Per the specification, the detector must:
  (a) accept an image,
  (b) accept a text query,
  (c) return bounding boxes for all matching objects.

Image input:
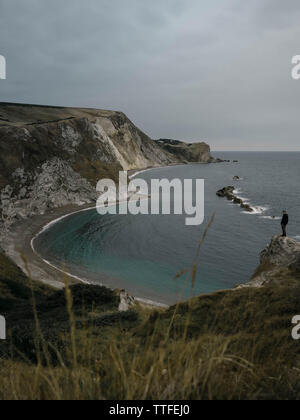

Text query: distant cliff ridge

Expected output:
[156,138,213,163]
[0,103,214,234]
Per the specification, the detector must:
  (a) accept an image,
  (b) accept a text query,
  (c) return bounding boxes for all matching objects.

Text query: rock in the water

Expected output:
[216,186,235,198]
[217,186,254,213]
[118,290,135,312]
[241,202,254,212]
[214,158,230,163]
[233,197,243,205]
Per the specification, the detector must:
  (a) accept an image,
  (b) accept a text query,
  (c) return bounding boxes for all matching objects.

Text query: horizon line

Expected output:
[212,150,300,153]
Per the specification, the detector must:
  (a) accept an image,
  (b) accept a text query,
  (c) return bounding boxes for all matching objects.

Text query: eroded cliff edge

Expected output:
[0,102,213,236]
[245,235,300,288]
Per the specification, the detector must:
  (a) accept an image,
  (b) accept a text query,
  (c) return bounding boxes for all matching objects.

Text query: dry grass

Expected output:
[1,282,300,400]
[1,217,300,400]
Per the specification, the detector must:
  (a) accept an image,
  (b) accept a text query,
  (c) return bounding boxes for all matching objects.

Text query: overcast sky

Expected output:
[0,0,300,150]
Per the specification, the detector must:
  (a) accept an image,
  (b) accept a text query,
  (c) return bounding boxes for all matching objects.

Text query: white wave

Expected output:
[239,197,251,203]
[233,188,251,203]
[30,192,168,308]
[253,205,269,214]
[260,216,281,220]
[242,205,269,215]
[232,187,269,216]
[129,168,153,179]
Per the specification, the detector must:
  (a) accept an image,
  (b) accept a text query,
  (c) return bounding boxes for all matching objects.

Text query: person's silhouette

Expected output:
[281,210,289,237]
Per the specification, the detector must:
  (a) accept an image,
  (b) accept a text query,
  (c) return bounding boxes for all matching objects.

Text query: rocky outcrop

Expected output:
[0,103,215,238]
[118,290,136,312]
[215,158,230,163]
[246,236,300,288]
[216,186,235,198]
[156,139,214,163]
[260,236,300,269]
[216,186,254,212]
[0,158,97,232]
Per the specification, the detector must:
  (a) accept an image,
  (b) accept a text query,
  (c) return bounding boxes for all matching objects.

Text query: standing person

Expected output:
[281,210,289,237]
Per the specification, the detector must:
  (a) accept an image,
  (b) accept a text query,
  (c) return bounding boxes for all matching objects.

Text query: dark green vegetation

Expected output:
[0,250,137,362]
[0,248,300,400]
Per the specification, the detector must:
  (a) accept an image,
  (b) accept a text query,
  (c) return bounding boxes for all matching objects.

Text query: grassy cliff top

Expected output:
[0,102,120,127]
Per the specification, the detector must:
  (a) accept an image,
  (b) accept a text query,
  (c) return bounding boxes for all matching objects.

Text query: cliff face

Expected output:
[0,103,214,235]
[247,235,300,287]
[156,139,213,163]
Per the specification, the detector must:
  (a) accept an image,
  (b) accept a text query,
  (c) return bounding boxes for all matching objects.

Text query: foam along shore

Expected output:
[127,162,188,180]
[30,196,170,307]
[1,160,229,308]
[2,203,95,290]
[2,184,168,308]
[127,158,224,180]
[1,160,194,306]
[128,168,154,179]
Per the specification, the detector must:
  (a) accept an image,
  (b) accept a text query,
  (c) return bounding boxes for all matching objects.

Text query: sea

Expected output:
[33,152,300,305]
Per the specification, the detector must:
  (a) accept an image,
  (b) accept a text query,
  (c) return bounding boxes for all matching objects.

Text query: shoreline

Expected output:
[127,162,186,179]
[30,199,168,308]
[3,203,97,290]
[127,160,218,180]
[3,200,168,308]
[1,160,225,307]
[2,163,184,306]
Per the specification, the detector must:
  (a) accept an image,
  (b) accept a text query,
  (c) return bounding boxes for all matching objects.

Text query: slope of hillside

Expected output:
[0,103,213,236]
[0,237,300,400]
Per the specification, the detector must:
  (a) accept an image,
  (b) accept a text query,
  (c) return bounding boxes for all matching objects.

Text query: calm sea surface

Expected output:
[34,152,300,305]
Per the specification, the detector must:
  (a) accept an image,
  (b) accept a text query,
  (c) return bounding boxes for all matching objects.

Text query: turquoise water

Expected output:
[34,152,300,305]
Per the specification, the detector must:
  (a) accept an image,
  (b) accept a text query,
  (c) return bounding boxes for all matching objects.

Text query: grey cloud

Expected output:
[0,0,300,150]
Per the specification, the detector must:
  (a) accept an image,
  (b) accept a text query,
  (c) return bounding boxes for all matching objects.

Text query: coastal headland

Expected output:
[1,104,300,400]
[0,102,216,295]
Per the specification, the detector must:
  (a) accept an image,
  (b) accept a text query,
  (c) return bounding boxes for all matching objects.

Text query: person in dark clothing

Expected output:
[281,210,289,237]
